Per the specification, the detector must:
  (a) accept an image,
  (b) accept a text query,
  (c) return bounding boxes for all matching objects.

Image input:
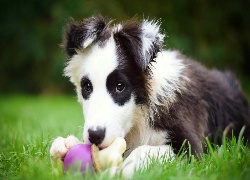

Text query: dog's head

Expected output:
[63,15,164,148]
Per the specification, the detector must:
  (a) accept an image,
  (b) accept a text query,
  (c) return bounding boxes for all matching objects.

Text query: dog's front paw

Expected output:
[121,145,174,178]
[50,135,82,171]
[50,135,82,174]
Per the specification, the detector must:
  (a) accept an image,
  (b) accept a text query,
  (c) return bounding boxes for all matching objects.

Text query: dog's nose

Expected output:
[88,127,106,145]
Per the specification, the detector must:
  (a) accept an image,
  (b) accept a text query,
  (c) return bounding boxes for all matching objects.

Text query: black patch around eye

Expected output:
[106,70,132,106]
[81,77,93,100]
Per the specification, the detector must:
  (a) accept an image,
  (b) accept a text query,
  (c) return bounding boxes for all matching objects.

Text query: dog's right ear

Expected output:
[63,15,110,57]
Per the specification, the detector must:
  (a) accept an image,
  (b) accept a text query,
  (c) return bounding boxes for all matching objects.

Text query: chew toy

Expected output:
[63,137,126,173]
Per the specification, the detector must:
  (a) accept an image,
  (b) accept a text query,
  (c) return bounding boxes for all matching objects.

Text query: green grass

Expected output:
[0,95,250,179]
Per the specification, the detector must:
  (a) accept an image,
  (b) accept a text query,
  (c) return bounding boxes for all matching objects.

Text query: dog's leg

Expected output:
[111,145,174,178]
[50,135,82,173]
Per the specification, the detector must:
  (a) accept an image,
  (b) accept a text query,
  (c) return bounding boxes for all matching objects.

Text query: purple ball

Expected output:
[64,144,94,173]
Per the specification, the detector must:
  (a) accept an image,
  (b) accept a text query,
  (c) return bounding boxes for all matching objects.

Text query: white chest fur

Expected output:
[124,106,169,157]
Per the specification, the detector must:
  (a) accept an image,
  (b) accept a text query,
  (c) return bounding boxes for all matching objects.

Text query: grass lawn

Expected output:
[0,95,250,179]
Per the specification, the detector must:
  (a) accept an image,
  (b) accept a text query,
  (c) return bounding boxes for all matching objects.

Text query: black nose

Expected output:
[88,127,106,145]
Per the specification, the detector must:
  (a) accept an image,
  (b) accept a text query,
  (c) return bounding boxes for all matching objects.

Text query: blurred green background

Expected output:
[0,0,250,95]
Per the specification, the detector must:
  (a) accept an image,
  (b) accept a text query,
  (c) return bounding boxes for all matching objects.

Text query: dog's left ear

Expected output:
[114,19,164,71]
[140,20,165,69]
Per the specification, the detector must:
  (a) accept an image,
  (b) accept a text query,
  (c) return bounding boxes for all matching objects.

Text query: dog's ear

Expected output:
[140,20,165,68]
[63,15,110,57]
[113,19,164,71]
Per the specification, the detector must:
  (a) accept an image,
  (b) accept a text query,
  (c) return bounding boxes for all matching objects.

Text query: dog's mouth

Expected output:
[97,137,119,150]
[98,142,111,150]
[99,147,106,150]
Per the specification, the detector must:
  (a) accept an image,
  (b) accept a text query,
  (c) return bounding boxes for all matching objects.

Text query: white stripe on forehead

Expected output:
[64,36,118,104]
[80,37,118,85]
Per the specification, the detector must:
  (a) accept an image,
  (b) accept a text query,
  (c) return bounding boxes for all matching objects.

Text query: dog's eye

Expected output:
[116,82,125,93]
[82,80,93,92]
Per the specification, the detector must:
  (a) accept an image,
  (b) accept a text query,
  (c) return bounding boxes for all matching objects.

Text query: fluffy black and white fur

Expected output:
[50,15,250,177]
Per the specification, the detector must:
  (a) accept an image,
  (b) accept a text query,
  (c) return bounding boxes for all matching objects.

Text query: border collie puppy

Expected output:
[50,15,250,177]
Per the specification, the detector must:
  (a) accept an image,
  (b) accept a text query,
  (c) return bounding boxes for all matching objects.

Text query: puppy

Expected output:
[50,15,250,177]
